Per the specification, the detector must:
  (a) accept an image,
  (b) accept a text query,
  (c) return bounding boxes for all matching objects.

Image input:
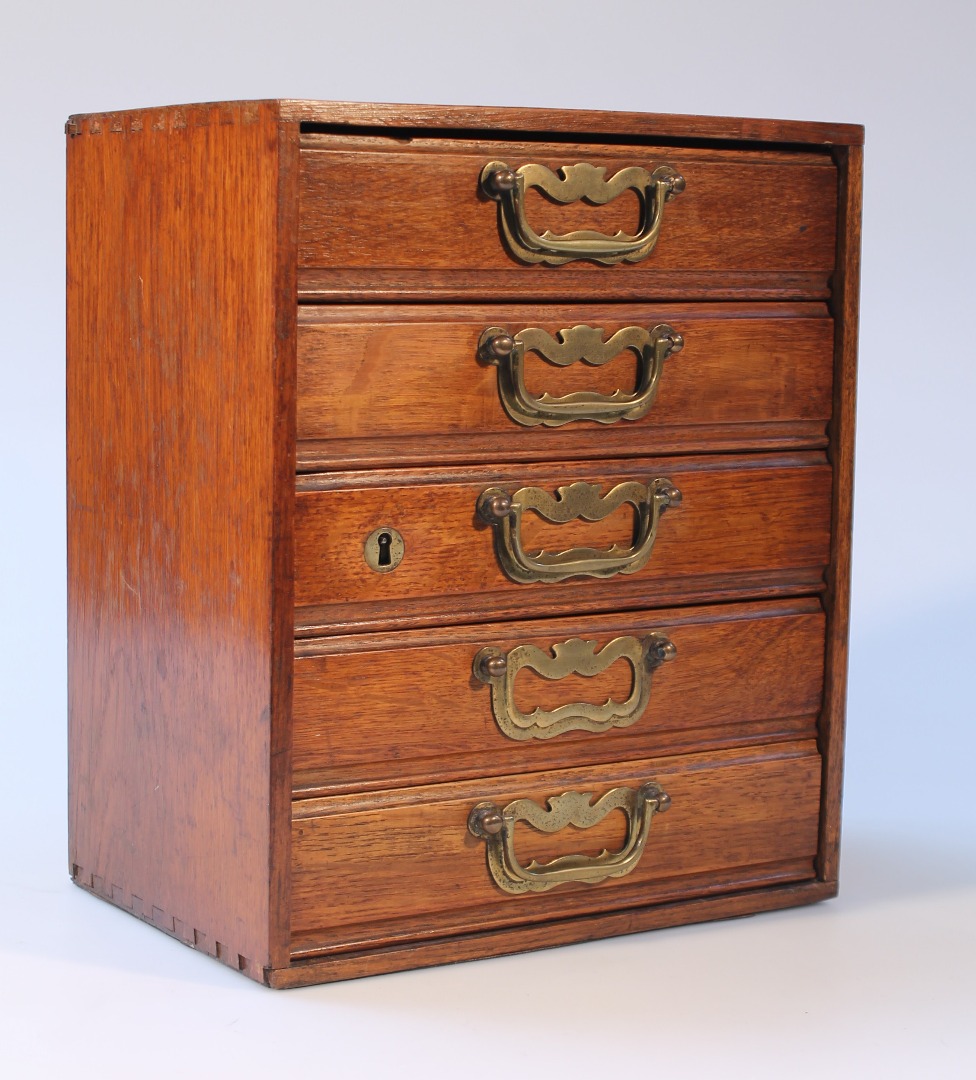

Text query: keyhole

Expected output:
[364,525,403,573]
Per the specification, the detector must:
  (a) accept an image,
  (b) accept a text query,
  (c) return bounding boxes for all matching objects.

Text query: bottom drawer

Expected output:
[291,741,821,958]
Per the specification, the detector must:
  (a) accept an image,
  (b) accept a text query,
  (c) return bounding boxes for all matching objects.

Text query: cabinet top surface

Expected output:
[65,99,864,146]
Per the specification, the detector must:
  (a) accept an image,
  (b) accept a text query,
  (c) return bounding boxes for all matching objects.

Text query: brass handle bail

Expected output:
[477,478,680,584]
[468,782,671,894]
[478,322,684,428]
[480,160,685,266]
[474,633,676,740]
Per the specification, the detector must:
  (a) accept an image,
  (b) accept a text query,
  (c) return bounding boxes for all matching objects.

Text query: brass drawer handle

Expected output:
[477,478,681,584]
[468,783,671,894]
[480,160,684,266]
[474,634,676,741]
[480,323,683,428]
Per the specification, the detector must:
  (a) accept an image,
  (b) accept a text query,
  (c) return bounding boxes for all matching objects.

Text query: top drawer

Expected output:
[298,135,838,302]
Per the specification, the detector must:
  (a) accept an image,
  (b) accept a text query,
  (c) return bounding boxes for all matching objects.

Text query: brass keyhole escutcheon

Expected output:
[364,526,405,573]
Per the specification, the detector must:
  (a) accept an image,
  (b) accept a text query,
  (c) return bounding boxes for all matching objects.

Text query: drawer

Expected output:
[291,742,822,957]
[296,302,834,470]
[293,598,825,795]
[294,452,832,633]
[299,136,837,302]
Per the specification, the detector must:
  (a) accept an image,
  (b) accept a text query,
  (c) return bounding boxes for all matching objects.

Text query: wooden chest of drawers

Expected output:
[66,100,862,987]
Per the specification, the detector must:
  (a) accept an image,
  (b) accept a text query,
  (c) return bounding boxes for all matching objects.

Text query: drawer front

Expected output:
[294,453,832,633]
[296,302,834,470]
[299,136,837,301]
[291,742,822,956]
[293,598,825,794]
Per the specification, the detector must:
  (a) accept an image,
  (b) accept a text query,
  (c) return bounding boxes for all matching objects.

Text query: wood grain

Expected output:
[278,99,864,147]
[66,102,864,149]
[296,302,834,466]
[292,598,824,794]
[296,569,829,638]
[294,453,832,628]
[818,144,863,884]
[297,268,833,304]
[292,859,816,963]
[278,881,833,984]
[299,140,837,300]
[296,422,830,473]
[277,878,836,986]
[290,742,822,949]
[303,134,835,164]
[66,100,295,982]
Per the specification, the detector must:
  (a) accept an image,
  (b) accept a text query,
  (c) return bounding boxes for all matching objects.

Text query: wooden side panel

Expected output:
[294,453,832,631]
[299,140,837,300]
[66,102,294,981]
[292,599,825,794]
[268,117,300,970]
[296,302,834,467]
[818,145,862,883]
[290,742,822,952]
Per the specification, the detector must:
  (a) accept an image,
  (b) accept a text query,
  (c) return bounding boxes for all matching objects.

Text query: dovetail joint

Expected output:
[70,862,260,982]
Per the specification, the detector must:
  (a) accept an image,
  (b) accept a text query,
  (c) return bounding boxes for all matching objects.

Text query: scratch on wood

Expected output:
[120,571,141,608]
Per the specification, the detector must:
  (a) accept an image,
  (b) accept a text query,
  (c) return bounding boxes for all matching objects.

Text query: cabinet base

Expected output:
[270,878,837,989]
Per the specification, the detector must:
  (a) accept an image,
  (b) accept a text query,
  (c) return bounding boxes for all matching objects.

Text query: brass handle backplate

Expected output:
[477,478,681,584]
[474,633,676,741]
[468,782,671,894]
[479,323,683,428]
[481,160,685,266]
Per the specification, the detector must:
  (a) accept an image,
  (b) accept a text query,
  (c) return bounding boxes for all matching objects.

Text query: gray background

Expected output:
[2,1,974,1075]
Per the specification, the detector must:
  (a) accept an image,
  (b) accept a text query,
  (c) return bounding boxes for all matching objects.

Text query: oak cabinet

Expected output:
[66,100,861,986]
